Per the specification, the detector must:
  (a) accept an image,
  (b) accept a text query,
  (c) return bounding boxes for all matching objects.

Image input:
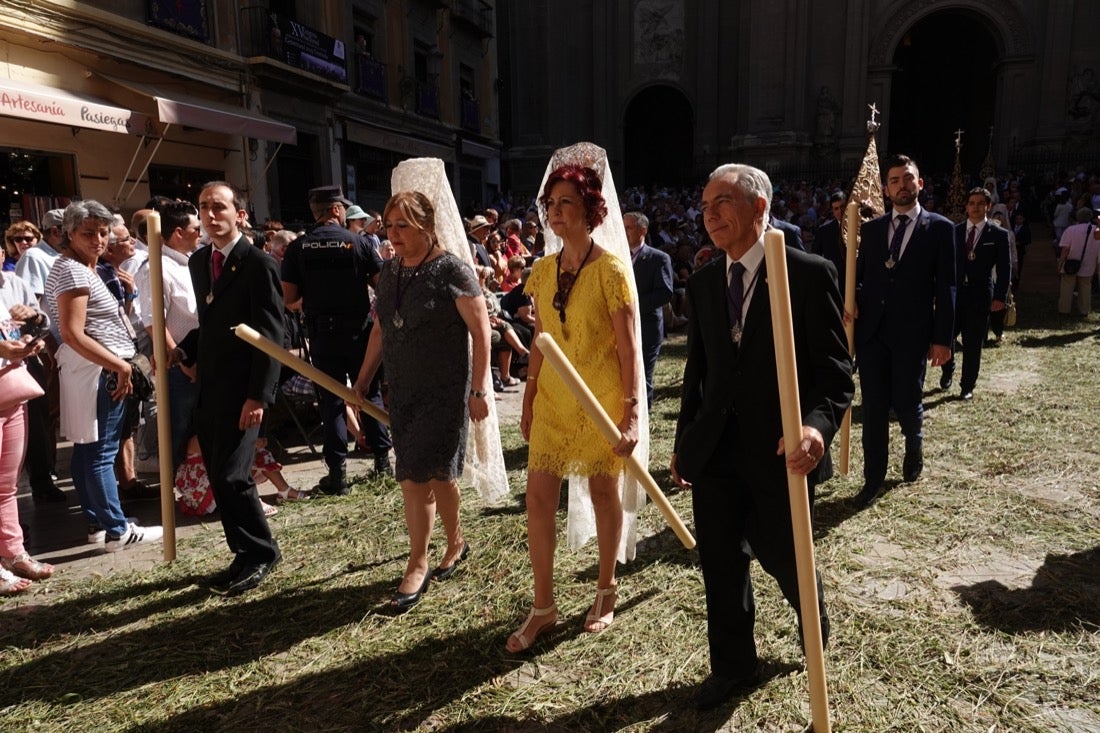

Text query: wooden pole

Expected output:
[145,212,176,561]
[763,230,832,733]
[838,201,860,476]
[232,323,391,427]
[533,332,696,550]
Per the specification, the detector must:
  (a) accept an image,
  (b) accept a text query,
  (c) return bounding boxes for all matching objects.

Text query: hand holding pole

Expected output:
[534,332,695,550]
[763,230,832,733]
[232,323,390,427]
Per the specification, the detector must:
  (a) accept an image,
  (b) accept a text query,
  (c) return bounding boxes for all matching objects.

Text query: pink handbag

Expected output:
[0,362,45,411]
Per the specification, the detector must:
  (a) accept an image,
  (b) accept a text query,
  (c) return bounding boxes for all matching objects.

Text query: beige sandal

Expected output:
[584,585,617,633]
[506,604,558,652]
[1,552,54,581]
[276,487,310,503]
[0,567,32,595]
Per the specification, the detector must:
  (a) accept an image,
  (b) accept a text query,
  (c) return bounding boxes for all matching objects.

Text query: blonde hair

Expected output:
[383,191,437,247]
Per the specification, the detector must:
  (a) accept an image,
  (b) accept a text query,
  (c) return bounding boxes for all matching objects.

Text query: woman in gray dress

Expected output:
[354,190,492,611]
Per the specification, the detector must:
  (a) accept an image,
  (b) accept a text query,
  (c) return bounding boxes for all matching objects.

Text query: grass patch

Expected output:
[1,288,1098,731]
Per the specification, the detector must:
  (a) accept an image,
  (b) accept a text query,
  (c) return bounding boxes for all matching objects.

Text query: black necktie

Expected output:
[889,214,909,263]
[727,261,746,335]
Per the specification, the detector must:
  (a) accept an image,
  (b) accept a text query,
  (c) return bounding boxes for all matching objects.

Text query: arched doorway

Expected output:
[624,85,693,187]
[887,9,998,177]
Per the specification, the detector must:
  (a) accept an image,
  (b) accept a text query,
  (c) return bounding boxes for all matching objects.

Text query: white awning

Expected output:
[98,75,297,145]
[0,78,156,136]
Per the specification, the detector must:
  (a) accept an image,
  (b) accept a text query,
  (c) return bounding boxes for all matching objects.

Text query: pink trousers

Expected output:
[0,403,29,558]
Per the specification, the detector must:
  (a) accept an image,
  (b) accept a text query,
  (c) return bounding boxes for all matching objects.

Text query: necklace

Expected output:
[553,238,595,323]
[392,242,435,328]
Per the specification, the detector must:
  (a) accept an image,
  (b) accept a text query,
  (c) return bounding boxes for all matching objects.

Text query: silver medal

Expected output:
[885,257,896,269]
[730,323,742,343]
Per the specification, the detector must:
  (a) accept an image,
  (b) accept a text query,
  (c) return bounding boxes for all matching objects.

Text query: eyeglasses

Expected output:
[10,236,35,244]
[112,236,132,246]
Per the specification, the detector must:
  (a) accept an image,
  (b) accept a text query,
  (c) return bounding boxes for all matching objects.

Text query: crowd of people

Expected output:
[3,143,1098,710]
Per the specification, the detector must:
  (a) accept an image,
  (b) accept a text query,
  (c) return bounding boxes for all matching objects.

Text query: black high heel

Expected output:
[431,542,470,581]
[390,572,431,610]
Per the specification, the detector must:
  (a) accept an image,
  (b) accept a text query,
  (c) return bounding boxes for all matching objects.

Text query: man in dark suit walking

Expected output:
[671,163,853,710]
[814,192,848,290]
[939,187,1011,400]
[769,213,804,251]
[853,154,956,508]
[624,211,673,407]
[180,181,285,596]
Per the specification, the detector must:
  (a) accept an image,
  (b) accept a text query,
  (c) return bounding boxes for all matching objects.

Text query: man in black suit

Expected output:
[853,155,956,508]
[814,192,848,291]
[769,213,804,251]
[939,187,1011,399]
[179,181,285,596]
[671,164,853,711]
[624,211,673,407]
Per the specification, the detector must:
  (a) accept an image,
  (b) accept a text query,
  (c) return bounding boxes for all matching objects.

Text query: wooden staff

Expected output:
[533,332,696,550]
[838,200,860,476]
[232,323,391,427]
[763,230,831,733]
[144,211,177,561]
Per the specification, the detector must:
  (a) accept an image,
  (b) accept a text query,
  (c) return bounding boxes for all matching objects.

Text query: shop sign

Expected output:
[0,79,157,137]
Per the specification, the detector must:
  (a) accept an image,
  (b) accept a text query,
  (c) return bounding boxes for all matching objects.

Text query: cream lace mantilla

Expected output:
[391,158,510,505]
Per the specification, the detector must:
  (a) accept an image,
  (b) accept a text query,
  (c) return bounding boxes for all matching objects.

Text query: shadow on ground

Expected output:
[951,545,1100,633]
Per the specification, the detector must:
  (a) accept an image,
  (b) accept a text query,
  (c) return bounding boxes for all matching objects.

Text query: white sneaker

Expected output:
[87,525,106,544]
[104,523,163,553]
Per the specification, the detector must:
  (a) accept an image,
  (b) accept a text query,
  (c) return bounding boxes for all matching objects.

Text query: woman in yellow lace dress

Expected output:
[507,160,641,652]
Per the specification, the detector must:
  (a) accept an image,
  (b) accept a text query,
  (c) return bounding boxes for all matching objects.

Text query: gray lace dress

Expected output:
[375,251,480,482]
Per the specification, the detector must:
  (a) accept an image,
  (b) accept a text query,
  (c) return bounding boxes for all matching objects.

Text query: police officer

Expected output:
[281,186,391,494]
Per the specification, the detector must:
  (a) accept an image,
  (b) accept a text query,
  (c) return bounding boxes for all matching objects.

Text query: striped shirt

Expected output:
[45,256,136,358]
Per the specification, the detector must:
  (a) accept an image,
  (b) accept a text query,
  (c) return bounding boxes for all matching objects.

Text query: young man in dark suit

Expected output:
[671,164,853,711]
[853,154,956,508]
[624,211,673,407]
[939,187,1011,399]
[814,192,848,290]
[178,181,285,596]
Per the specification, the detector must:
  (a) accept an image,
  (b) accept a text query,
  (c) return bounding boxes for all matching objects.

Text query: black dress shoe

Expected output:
[853,482,885,508]
[212,554,281,597]
[431,542,469,581]
[693,669,760,711]
[939,371,953,391]
[204,555,248,592]
[390,572,431,610]
[903,448,923,482]
[960,390,974,401]
[31,481,67,503]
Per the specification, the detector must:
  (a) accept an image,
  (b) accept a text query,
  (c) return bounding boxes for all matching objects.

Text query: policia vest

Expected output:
[283,222,381,334]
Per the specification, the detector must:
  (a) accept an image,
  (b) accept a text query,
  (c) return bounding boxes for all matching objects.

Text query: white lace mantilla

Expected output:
[391,158,510,505]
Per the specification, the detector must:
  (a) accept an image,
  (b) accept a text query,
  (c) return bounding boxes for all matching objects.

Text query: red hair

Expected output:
[539,164,607,232]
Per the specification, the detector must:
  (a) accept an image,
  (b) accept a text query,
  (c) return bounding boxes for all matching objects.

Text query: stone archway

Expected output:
[868,0,1034,176]
[887,9,999,175]
[623,85,694,188]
